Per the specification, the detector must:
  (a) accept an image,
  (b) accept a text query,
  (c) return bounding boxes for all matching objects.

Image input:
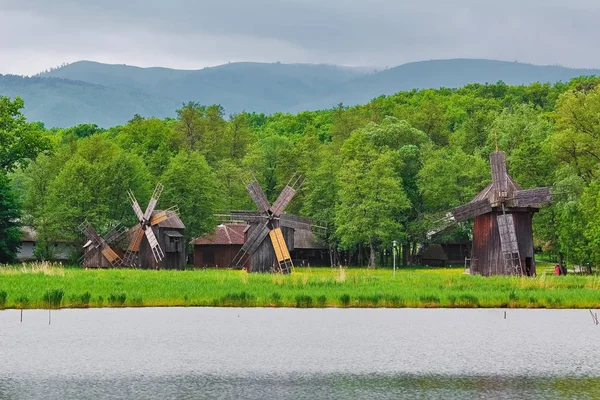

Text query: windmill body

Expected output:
[79,221,127,268]
[226,176,325,273]
[124,183,185,269]
[136,210,186,269]
[453,151,552,276]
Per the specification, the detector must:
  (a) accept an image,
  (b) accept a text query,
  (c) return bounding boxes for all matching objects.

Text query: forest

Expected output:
[1,76,600,269]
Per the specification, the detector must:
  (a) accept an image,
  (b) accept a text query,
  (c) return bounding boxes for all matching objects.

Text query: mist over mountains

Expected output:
[1,59,598,128]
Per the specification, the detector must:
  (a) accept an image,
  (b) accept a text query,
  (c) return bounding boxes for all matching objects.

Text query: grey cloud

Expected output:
[1,0,599,75]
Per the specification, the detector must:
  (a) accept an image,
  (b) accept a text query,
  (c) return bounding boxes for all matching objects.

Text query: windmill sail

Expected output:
[246,181,271,214]
[270,185,297,216]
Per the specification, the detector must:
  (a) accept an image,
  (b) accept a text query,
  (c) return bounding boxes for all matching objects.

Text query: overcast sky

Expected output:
[1,0,598,75]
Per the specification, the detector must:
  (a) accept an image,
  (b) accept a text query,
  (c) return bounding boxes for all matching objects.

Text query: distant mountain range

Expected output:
[1,59,598,128]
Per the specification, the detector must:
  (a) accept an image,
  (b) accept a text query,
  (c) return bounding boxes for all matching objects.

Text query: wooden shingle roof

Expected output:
[190,224,247,245]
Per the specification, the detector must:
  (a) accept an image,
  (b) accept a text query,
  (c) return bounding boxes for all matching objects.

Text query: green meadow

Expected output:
[1,262,599,309]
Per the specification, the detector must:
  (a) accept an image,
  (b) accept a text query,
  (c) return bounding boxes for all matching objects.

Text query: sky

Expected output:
[1,0,599,75]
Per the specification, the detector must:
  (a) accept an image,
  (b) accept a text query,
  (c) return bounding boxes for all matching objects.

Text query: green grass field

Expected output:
[1,262,599,309]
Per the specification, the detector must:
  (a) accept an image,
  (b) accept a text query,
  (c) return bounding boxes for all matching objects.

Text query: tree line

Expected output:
[1,77,600,268]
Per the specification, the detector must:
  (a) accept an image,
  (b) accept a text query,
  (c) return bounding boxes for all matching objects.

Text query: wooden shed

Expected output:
[190,224,249,268]
[136,211,186,270]
[290,228,329,266]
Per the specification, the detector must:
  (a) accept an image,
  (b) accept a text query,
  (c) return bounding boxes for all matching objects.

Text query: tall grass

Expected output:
[0,264,599,309]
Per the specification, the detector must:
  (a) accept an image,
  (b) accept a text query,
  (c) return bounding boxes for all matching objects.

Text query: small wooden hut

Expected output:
[290,228,329,266]
[136,211,186,270]
[190,224,249,268]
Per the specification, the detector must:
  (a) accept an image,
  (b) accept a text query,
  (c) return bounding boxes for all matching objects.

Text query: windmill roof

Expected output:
[190,224,247,245]
[470,172,521,204]
[293,228,328,250]
[153,210,185,229]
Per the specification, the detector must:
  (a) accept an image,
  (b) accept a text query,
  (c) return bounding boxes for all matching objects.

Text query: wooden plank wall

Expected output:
[471,210,536,276]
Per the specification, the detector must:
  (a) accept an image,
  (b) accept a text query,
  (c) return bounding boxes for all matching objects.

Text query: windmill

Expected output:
[123,183,182,268]
[79,221,128,268]
[226,175,325,273]
[432,150,552,276]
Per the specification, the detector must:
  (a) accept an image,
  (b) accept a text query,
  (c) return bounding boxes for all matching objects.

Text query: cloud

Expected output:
[1,0,599,75]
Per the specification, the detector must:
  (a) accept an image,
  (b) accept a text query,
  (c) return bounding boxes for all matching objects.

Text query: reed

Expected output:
[0,264,599,309]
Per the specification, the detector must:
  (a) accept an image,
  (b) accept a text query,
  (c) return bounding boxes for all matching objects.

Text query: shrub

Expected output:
[419,295,441,305]
[44,289,64,308]
[0,291,6,309]
[220,292,256,307]
[339,294,351,307]
[295,295,313,308]
[15,295,29,308]
[108,293,127,307]
[270,292,282,306]
[316,295,327,307]
[130,296,144,306]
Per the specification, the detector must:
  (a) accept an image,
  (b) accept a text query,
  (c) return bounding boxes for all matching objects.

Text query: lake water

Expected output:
[1,308,599,399]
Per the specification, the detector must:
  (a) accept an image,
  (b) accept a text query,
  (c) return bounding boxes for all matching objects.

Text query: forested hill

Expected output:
[1,59,599,127]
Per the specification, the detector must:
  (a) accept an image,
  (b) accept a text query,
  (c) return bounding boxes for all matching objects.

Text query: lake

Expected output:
[1,308,599,399]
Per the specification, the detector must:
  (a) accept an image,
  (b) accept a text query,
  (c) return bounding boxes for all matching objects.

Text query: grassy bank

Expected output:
[1,262,599,309]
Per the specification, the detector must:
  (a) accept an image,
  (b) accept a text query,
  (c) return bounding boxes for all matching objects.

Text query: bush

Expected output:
[44,289,64,308]
[295,295,313,308]
[0,291,6,309]
[15,295,29,308]
[419,295,441,305]
[130,296,144,307]
[108,293,127,307]
[69,292,91,307]
[339,294,351,307]
[220,292,256,307]
[316,295,327,307]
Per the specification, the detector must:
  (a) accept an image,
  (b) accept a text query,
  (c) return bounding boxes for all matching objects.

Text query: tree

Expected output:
[0,96,50,171]
[160,151,221,242]
[0,172,21,262]
[41,136,151,243]
[335,130,410,268]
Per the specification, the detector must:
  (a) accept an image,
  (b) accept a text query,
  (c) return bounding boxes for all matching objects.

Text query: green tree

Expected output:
[335,130,410,268]
[160,151,221,242]
[0,172,21,262]
[0,96,50,171]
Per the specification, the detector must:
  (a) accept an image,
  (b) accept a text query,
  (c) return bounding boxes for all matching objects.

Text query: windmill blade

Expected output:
[144,227,165,262]
[127,189,145,221]
[101,245,124,267]
[511,187,552,208]
[78,221,103,249]
[104,224,128,245]
[217,210,265,224]
[269,227,292,264]
[490,151,509,197]
[279,214,325,231]
[453,199,492,222]
[127,225,144,252]
[497,214,519,253]
[246,180,271,214]
[240,223,271,255]
[270,185,297,216]
[143,183,164,221]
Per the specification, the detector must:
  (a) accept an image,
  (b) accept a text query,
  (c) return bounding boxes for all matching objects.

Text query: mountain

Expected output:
[1,59,598,128]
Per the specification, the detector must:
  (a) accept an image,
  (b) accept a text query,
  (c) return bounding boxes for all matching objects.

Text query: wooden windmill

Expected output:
[450,151,552,276]
[123,183,183,268]
[228,176,325,273]
[79,221,128,268]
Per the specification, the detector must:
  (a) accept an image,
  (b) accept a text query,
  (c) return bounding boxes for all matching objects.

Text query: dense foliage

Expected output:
[4,76,600,267]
